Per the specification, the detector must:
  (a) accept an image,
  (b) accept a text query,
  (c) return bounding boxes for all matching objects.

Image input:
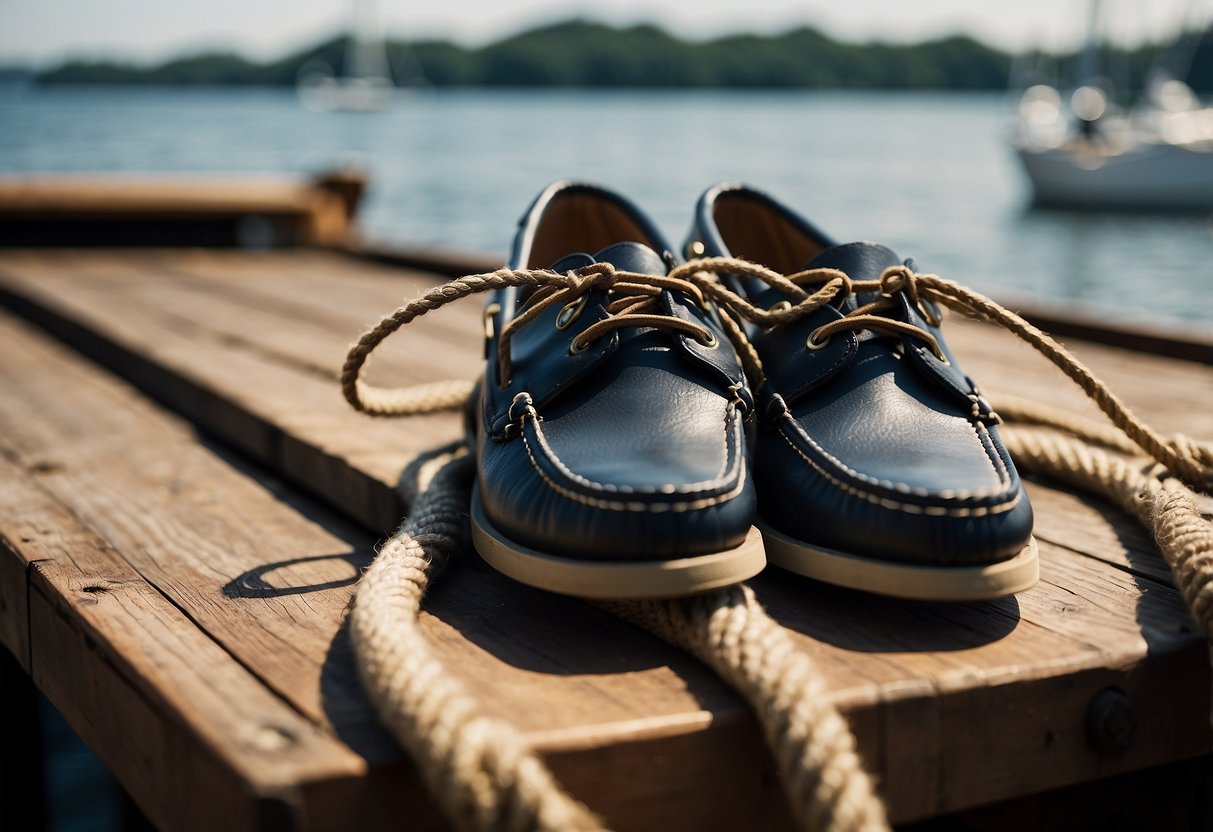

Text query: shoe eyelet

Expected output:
[568,338,590,356]
[686,240,706,258]
[916,298,942,327]
[555,295,588,331]
[696,329,718,349]
[482,302,501,340]
[765,300,793,329]
[805,330,831,351]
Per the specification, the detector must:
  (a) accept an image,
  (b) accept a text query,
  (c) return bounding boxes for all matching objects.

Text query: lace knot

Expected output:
[573,261,619,292]
[878,265,918,304]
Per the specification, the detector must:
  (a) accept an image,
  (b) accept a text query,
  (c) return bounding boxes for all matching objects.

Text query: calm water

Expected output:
[2,85,1212,328]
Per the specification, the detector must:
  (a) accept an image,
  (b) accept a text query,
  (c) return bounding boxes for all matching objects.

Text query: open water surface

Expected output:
[2,84,1212,328]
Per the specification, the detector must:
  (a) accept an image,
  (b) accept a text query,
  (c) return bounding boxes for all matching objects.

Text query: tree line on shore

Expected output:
[28,19,1213,93]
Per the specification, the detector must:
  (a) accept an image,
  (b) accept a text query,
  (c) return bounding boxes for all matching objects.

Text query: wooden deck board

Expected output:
[0,248,1210,826]
[0,173,363,247]
[0,313,797,831]
[0,430,416,830]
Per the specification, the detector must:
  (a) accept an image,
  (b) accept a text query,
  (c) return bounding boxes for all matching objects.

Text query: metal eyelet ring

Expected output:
[916,298,942,327]
[482,302,501,340]
[930,345,951,366]
[555,295,589,331]
[762,300,792,330]
[806,330,831,350]
[697,329,718,349]
[568,338,590,356]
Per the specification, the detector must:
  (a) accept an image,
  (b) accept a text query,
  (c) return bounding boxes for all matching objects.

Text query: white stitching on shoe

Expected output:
[776,414,1020,516]
[520,409,748,512]
[711,403,733,484]
[973,420,1012,485]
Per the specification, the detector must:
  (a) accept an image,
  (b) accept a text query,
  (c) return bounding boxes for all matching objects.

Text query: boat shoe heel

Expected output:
[470,182,765,599]
[686,182,1038,601]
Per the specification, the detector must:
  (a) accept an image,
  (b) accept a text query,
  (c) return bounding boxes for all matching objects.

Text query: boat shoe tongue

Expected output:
[805,241,903,310]
[488,242,747,434]
[752,241,977,411]
[589,240,667,275]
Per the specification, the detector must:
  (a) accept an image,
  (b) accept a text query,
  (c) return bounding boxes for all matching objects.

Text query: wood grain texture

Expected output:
[0,249,1210,826]
[0,313,785,831]
[0,448,429,831]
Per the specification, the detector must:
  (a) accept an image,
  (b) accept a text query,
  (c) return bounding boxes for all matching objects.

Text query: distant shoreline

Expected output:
[0,84,1013,98]
[19,19,1212,93]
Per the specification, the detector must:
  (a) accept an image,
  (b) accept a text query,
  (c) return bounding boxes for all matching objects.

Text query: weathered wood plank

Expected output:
[0,449,427,831]
[0,251,462,532]
[0,172,363,247]
[0,250,1210,824]
[0,316,730,745]
[0,313,803,830]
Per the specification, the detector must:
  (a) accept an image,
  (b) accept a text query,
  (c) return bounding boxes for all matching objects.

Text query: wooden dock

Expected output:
[0,170,365,248]
[0,243,1211,830]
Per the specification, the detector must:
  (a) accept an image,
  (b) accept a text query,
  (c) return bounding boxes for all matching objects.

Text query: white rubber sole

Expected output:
[758,520,1039,601]
[470,487,766,599]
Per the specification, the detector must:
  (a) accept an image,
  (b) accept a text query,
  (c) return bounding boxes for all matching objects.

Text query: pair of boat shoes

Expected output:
[464,181,1037,602]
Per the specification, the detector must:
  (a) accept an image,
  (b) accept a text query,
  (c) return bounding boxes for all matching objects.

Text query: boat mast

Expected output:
[1076,0,1104,85]
[345,0,390,82]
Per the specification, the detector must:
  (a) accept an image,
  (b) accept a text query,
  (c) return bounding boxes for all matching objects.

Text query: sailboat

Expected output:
[1012,1,1213,211]
[298,0,395,113]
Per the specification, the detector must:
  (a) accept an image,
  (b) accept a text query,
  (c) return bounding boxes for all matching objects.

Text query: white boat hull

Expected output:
[298,76,394,113]
[1016,142,1213,211]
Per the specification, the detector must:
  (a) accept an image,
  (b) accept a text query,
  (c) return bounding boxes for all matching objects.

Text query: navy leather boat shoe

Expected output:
[685,183,1037,600]
[470,182,764,598]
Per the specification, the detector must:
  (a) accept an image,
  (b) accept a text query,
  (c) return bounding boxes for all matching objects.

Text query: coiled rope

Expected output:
[349,445,604,831]
[351,452,890,832]
[343,258,1212,832]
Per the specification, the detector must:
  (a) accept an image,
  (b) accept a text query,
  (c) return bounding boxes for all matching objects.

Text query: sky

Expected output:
[1,0,1209,66]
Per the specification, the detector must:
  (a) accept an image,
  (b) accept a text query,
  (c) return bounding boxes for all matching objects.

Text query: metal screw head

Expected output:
[1085,687,1137,757]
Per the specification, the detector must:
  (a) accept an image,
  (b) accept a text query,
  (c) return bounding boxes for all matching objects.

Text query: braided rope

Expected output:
[991,392,1140,455]
[360,379,477,417]
[350,442,891,832]
[342,264,719,415]
[343,256,1213,832]
[1001,424,1213,634]
[348,446,606,832]
[603,591,889,832]
[342,268,568,415]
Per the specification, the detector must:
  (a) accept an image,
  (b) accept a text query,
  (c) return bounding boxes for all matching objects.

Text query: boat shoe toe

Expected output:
[688,183,1037,600]
[471,182,764,599]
